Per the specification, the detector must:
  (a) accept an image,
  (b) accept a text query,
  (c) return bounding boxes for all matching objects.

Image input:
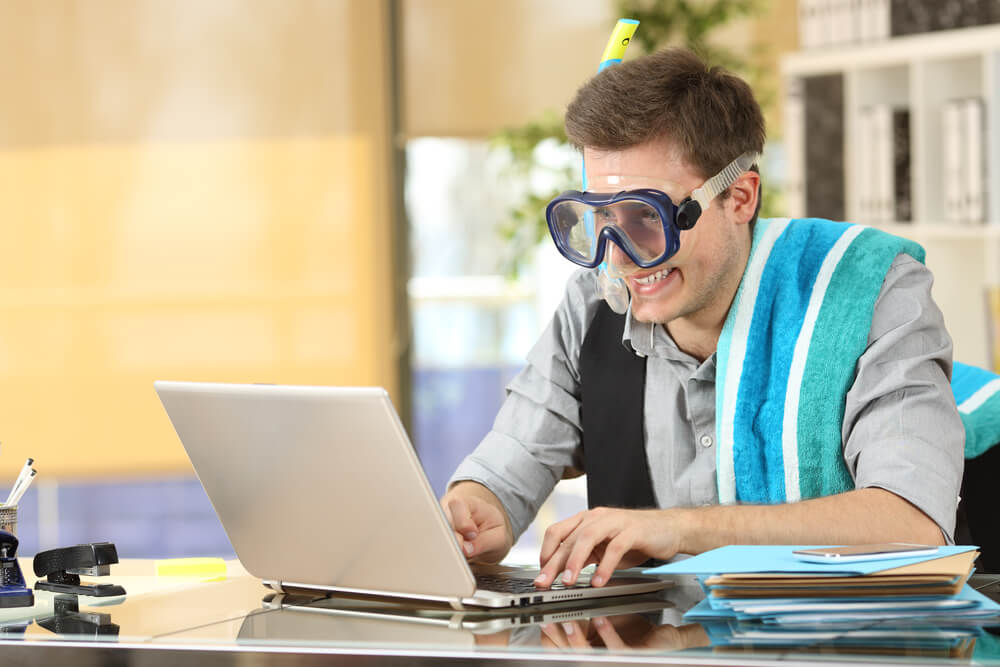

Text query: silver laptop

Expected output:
[154,381,669,609]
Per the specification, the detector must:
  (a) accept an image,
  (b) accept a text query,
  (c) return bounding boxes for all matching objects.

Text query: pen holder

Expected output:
[0,506,16,535]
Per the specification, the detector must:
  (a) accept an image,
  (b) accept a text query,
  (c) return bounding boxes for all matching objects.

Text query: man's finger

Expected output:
[592,533,632,587]
[465,524,510,560]
[534,537,574,588]
[560,512,622,585]
[561,528,606,586]
[445,496,479,541]
[539,513,584,566]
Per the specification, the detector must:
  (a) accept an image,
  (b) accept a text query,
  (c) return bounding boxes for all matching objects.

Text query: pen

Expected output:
[4,458,33,506]
[9,469,36,506]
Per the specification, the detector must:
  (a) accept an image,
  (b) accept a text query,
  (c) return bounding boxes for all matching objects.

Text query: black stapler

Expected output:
[33,542,126,597]
[0,530,33,608]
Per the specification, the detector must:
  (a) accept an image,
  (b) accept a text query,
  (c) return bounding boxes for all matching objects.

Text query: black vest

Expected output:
[579,302,657,509]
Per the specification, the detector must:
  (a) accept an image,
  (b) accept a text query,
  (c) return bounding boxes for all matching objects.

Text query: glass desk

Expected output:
[1,559,999,666]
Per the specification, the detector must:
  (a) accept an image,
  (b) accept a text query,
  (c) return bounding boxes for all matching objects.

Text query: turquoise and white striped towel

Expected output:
[715,217,1000,504]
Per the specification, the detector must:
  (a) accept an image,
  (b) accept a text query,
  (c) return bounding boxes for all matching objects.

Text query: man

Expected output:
[441,47,965,589]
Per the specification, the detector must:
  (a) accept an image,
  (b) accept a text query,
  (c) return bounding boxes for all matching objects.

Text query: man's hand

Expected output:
[531,488,944,589]
[533,507,682,589]
[440,481,514,563]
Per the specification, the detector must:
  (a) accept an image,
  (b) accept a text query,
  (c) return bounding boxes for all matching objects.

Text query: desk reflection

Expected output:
[533,614,708,652]
[238,591,701,654]
[235,581,1000,663]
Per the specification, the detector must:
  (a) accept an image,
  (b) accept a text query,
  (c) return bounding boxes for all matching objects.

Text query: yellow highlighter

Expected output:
[155,557,227,580]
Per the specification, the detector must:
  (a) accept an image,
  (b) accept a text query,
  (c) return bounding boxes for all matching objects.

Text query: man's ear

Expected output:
[728,170,761,225]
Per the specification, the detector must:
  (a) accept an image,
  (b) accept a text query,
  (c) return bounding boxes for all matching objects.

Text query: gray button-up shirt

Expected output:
[451,254,964,542]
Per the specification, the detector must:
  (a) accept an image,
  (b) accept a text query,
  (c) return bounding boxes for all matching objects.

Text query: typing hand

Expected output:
[441,486,512,563]
[533,507,681,589]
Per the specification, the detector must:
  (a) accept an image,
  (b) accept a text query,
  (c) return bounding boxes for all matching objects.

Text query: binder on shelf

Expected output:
[964,97,985,225]
[942,96,987,225]
[985,1,1000,25]
[802,0,1000,48]
[943,99,965,225]
[829,0,844,45]
[874,0,891,42]
[803,74,845,221]
[892,107,911,222]
[798,0,816,49]
[816,0,833,47]
[856,104,909,224]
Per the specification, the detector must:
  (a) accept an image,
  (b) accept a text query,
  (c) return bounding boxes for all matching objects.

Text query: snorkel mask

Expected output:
[546,151,759,269]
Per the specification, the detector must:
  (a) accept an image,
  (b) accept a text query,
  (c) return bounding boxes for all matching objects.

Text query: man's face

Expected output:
[584,141,751,328]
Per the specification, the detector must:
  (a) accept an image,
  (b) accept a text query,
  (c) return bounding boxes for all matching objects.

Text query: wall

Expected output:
[402,0,800,137]
[0,0,399,479]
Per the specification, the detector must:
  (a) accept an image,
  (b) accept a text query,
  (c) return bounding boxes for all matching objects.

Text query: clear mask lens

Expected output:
[549,198,668,267]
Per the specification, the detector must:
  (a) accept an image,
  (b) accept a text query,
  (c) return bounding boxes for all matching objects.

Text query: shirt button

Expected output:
[700,435,713,448]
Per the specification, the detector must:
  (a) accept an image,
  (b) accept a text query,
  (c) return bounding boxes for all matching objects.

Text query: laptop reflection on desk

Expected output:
[253,591,673,636]
[154,381,670,609]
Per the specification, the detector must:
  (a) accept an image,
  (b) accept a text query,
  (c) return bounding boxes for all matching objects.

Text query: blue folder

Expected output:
[684,584,1000,622]
[644,545,978,576]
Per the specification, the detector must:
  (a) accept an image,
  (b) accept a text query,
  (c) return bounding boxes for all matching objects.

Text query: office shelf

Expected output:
[782,25,1000,368]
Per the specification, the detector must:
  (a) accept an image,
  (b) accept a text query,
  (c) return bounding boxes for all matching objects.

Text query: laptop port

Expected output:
[532,595,543,604]
[519,597,529,605]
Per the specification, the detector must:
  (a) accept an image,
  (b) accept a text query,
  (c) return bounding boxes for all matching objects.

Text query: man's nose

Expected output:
[605,240,634,269]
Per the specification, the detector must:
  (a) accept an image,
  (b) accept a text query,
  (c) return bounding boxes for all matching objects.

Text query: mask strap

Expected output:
[691,151,758,212]
[677,151,759,229]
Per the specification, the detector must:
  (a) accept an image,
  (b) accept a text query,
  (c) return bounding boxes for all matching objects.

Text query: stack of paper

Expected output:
[646,545,1000,656]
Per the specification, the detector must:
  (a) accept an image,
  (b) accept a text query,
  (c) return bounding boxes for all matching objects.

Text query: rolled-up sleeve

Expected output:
[449,269,601,539]
[842,254,964,541]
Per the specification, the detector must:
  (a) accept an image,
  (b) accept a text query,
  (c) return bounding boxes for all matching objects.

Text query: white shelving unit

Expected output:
[783,24,1000,368]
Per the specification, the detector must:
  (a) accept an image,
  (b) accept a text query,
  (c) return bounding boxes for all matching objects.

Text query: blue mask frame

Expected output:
[544,188,702,269]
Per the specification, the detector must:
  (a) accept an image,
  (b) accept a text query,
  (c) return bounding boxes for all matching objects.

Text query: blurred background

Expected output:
[1,0,996,561]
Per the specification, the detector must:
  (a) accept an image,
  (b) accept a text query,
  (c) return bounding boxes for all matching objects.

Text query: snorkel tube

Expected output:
[588,19,638,314]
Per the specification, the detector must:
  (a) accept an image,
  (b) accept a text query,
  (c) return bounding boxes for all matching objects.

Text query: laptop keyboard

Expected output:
[474,573,589,594]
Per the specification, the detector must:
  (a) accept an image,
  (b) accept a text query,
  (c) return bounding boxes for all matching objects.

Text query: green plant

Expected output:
[492,0,778,276]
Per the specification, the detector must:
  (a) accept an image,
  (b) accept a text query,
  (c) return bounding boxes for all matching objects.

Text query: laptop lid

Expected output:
[154,381,478,604]
[155,381,669,609]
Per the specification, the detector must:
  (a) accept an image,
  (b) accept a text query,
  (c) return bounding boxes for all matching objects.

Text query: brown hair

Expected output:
[564,47,765,181]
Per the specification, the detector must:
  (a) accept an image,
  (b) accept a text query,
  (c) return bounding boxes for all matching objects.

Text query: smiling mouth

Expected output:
[633,267,676,285]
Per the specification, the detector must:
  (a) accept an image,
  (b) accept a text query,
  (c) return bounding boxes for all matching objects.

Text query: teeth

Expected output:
[635,267,675,285]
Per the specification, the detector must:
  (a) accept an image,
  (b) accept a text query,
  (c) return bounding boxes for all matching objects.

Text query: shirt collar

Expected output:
[621,303,716,375]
